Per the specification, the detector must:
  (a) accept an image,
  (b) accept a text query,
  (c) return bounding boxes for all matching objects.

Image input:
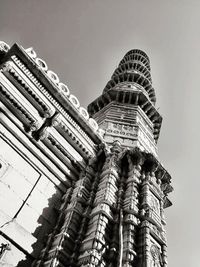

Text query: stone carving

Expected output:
[47,70,60,84]
[3,60,56,118]
[150,244,163,267]
[23,47,100,130]
[25,47,37,59]
[161,183,173,196]
[0,82,42,132]
[58,82,70,96]
[149,194,160,215]
[0,44,173,267]
[106,122,137,138]
[89,118,98,131]
[35,57,48,71]
[138,129,157,156]
[0,41,10,55]
[148,222,166,243]
[69,94,80,108]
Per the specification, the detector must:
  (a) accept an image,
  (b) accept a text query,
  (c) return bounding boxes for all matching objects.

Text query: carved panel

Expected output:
[149,192,160,215]
[149,241,163,267]
[52,114,95,159]
[2,60,56,118]
[0,72,43,131]
[106,121,138,139]
[138,128,157,156]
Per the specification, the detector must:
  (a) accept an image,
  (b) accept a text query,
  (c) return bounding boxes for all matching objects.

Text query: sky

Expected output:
[0,0,199,266]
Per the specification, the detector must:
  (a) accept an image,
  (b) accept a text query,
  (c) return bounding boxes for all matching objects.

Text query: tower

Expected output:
[78,50,173,267]
[0,42,172,267]
[88,49,159,156]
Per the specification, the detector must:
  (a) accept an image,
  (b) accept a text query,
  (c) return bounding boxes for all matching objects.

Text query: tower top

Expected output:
[88,49,162,145]
[103,49,156,104]
[124,49,150,61]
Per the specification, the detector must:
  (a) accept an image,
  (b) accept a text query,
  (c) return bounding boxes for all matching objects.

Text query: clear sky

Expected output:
[0,1,199,266]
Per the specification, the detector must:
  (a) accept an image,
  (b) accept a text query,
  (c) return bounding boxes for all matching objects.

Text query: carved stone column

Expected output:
[33,157,98,267]
[138,220,151,267]
[122,148,144,266]
[137,154,170,267]
[78,141,122,267]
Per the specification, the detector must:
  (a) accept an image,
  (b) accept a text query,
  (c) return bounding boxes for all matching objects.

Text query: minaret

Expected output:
[78,49,173,267]
[88,49,161,157]
[31,49,172,267]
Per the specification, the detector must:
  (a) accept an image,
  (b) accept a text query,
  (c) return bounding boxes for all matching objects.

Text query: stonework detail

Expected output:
[0,43,172,267]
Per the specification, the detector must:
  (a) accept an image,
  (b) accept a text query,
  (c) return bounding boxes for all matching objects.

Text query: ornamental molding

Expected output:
[0,77,43,132]
[2,60,56,118]
[23,47,100,133]
[9,53,101,141]
[43,129,85,169]
[149,223,166,244]
[51,113,96,158]
[9,55,99,152]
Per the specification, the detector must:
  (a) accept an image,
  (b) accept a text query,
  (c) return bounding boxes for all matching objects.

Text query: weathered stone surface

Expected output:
[0,44,172,267]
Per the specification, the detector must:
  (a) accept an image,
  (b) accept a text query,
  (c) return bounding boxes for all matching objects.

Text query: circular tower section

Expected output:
[103,49,156,104]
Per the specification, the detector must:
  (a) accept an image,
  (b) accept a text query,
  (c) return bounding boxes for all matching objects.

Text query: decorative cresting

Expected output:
[0,41,10,56]
[24,46,99,133]
[103,49,156,104]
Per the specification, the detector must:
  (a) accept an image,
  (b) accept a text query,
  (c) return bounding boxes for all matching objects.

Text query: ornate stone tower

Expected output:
[81,49,173,267]
[88,49,159,156]
[0,43,172,267]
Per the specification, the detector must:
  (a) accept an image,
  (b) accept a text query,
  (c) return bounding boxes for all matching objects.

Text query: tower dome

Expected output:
[103,49,156,104]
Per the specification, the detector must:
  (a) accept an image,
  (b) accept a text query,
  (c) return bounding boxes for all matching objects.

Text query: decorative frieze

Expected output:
[51,113,96,159]
[23,47,100,134]
[91,103,158,156]
[0,72,43,132]
[6,52,101,146]
[2,60,56,118]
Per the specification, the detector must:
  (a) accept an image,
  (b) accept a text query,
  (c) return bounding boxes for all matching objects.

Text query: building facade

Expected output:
[0,42,173,267]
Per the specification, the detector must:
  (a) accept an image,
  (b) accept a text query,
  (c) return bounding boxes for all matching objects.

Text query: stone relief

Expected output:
[149,193,160,215]
[106,122,138,138]
[150,244,162,267]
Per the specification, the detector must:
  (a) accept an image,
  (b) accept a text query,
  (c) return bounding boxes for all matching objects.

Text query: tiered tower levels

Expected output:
[104,50,155,102]
[88,49,161,157]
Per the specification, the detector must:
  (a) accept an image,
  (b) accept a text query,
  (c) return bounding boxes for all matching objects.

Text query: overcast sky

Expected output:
[0,1,199,266]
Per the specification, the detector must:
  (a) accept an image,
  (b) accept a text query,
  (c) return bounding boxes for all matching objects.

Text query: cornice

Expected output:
[88,89,162,142]
[0,74,43,132]
[0,43,103,145]
[50,113,96,159]
[2,59,56,118]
